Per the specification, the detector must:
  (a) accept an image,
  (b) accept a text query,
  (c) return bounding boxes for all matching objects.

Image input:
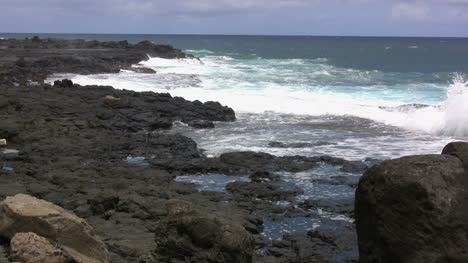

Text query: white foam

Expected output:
[434,75,468,136]
[52,56,468,138]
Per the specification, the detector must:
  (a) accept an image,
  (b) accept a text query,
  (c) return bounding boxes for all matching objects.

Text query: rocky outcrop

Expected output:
[10,232,71,263]
[0,37,193,85]
[144,200,255,263]
[0,194,111,263]
[355,142,468,263]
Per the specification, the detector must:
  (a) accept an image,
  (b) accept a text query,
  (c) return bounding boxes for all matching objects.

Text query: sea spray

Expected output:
[438,74,468,136]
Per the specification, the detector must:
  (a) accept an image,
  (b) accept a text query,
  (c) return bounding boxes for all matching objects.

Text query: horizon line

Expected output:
[1,32,468,39]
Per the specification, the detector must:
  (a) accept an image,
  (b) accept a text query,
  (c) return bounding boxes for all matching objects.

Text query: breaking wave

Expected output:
[49,54,467,138]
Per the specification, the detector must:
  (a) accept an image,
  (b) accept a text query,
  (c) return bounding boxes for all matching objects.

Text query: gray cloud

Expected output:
[2,0,467,18]
[0,0,467,36]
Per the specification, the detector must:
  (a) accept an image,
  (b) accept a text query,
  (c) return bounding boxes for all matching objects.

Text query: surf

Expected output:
[49,55,467,138]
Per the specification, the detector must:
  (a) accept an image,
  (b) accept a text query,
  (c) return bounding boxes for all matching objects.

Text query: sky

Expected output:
[0,0,467,37]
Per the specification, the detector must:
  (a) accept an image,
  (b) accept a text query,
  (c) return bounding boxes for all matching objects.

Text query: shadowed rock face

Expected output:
[442,141,468,169]
[0,37,193,85]
[355,145,468,263]
[142,200,256,263]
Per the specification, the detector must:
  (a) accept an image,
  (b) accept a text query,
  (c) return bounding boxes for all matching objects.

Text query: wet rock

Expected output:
[300,199,354,216]
[268,141,337,148]
[330,176,359,188]
[356,154,468,263]
[0,194,111,263]
[146,201,255,263]
[10,232,71,263]
[218,152,320,174]
[128,67,156,74]
[227,181,303,201]
[187,120,215,129]
[378,103,435,113]
[442,141,468,169]
[249,171,280,182]
[339,161,367,173]
[268,141,313,148]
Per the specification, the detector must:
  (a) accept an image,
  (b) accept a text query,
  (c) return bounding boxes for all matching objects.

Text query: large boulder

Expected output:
[144,200,255,263]
[0,194,110,263]
[355,153,468,263]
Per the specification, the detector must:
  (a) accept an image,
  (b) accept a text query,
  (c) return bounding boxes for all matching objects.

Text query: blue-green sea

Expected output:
[2,33,467,159]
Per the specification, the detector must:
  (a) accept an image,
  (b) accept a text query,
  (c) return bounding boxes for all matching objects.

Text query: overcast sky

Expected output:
[0,0,467,37]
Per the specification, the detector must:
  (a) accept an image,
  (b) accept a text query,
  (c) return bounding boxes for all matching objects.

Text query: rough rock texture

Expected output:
[0,37,192,84]
[144,200,255,263]
[355,153,468,263]
[0,194,110,263]
[10,232,70,263]
[0,38,365,263]
[442,141,468,169]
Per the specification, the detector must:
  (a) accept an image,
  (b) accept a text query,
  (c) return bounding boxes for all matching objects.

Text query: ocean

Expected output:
[3,33,464,160]
[2,33,468,259]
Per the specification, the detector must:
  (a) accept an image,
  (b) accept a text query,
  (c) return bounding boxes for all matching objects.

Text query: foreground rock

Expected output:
[356,142,468,263]
[143,200,255,263]
[0,194,110,263]
[10,232,71,263]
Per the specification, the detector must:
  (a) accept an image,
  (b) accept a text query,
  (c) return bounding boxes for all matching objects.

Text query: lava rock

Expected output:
[356,153,468,263]
[145,200,255,263]
[339,161,368,173]
[442,141,468,169]
[187,120,215,129]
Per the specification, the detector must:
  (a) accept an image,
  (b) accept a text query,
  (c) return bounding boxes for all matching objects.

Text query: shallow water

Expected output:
[175,173,250,192]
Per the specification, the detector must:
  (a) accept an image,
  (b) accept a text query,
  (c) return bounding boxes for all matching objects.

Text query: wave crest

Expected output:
[436,74,468,136]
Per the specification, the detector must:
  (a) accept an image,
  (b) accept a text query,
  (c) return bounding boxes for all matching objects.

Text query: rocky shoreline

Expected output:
[0,37,466,263]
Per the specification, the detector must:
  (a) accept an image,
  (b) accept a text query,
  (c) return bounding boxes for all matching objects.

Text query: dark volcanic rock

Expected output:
[339,161,368,173]
[144,200,255,263]
[187,120,215,129]
[355,153,468,263]
[0,37,367,263]
[378,103,436,113]
[268,141,336,148]
[442,141,468,169]
[300,199,354,216]
[0,78,240,262]
[0,37,192,84]
[227,181,303,201]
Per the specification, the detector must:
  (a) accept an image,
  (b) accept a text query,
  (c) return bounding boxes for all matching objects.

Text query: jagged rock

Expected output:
[227,181,303,201]
[355,153,468,263]
[0,38,192,83]
[0,194,111,263]
[146,200,255,263]
[10,232,70,263]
